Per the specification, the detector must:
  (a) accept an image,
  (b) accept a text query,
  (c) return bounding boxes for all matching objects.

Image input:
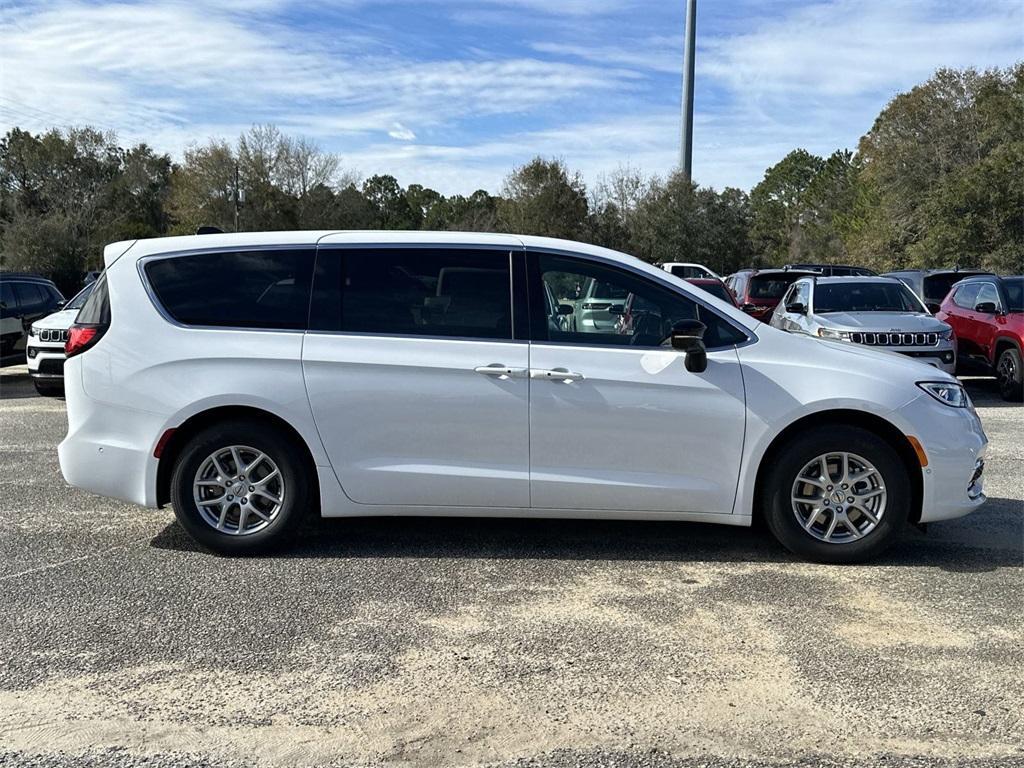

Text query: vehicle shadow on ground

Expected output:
[0,368,42,400]
[150,496,1022,573]
[962,377,1021,408]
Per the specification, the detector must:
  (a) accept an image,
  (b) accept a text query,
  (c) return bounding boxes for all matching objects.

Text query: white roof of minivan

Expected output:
[107,231,643,268]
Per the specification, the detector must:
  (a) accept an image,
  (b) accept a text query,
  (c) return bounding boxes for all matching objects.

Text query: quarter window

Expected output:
[145,249,315,329]
[530,253,746,349]
[310,248,513,340]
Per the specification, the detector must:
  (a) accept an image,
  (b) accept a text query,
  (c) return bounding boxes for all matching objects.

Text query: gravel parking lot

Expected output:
[0,365,1021,768]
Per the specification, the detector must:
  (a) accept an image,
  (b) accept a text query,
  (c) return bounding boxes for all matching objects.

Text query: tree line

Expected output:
[1,65,1020,295]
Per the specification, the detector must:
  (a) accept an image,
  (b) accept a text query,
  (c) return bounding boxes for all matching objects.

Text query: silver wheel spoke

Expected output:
[791,451,886,545]
[193,444,284,537]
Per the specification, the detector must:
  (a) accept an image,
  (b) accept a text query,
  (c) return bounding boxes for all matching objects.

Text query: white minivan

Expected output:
[59,232,988,562]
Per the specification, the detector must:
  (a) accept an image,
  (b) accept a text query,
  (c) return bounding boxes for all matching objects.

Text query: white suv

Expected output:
[59,232,988,562]
[27,282,95,395]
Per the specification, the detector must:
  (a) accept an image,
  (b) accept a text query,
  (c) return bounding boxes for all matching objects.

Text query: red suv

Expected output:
[724,269,817,322]
[937,275,1024,401]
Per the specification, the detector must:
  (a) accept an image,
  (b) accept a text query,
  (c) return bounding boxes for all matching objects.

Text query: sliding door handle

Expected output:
[530,367,584,382]
[474,364,527,378]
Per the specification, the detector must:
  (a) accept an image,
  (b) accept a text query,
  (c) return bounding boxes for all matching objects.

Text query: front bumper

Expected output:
[26,342,66,379]
[895,393,988,523]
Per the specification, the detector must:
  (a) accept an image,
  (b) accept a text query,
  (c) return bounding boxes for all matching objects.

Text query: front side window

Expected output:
[531,253,746,349]
[974,282,1001,311]
[310,248,513,340]
[145,249,315,329]
[813,282,924,313]
[13,283,45,313]
[952,284,981,310]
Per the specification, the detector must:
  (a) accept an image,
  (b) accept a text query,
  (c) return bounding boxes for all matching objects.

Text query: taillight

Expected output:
[65,324,105,358]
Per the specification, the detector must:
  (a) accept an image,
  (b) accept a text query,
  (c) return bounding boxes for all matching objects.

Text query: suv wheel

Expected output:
[170,420,311,554]
[762,426,910,564]
[996,347,1024,402]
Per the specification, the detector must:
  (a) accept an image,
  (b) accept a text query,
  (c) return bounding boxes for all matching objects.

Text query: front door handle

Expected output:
[474,364,527,379]
[530,367,585,382]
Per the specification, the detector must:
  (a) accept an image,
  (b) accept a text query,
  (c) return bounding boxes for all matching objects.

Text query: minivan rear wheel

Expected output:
[170,420,310,554]
[762,426,910,563]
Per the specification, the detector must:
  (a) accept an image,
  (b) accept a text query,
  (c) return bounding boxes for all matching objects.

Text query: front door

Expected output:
[303,245,530,508]
[527,252,748,514]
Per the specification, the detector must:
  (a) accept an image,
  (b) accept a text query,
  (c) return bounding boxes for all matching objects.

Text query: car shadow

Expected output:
[0,367,45,400]
[961,376,1020,408]
[150,495,1022,573]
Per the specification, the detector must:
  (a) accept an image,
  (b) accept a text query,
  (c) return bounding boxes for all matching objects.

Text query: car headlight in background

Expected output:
[817,328,851,341]
[918,381,970,408]
[936,327,954,340]
[28,325,38,338]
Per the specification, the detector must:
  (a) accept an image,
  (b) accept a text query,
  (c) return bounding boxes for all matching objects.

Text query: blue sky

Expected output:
[1,0,1021,194]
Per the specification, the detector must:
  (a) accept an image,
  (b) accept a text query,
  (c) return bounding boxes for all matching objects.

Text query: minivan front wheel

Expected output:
[763,426,910,563]
[170,420,310,554]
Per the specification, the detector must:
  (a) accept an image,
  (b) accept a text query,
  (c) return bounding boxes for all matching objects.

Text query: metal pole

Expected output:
[679,0,696,179]
[233,163,240,232]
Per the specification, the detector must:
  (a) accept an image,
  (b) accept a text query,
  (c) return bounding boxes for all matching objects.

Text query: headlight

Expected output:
[936,327,954,340]
[817,328,851,341]
[917,381,970,408]
[28,325,38,337]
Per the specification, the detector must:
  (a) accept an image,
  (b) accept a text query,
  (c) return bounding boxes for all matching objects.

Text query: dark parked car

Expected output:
[884,268,993,313]
[936,275,1024,401]
[724,268,818,322]
[785,263,877,277]
[0,273,65,365]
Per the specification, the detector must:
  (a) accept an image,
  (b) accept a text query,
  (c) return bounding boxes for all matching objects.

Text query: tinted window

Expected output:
[76,272,111,325]
[13,283,45,313]
[310,248,513,340]
[952,284,981,310]
[691,281,733,304]
[924,273,985,303]
[0,282,15,311]
[813,282,923,313]
[146,250,314,329]
[748,274,802,300]
[532,253,746,350]
[1003,279,1023,313]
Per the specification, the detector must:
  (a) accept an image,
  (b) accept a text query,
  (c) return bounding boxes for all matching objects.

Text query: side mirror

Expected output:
[607,304,625,316]
[556,304,574,316]
[670,320,708,373]
[741,303,759,314]
[925,301,941,314]
[785,301,806,314]
[56,300,67,309]
[974,301,998,314]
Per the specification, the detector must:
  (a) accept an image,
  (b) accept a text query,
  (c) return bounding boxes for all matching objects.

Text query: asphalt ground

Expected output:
[0,364,1021,767]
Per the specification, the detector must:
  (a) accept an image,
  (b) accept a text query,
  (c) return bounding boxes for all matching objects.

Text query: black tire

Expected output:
[170,419,312,555]
[762,426,910,564]
[33,380,64,397]
[996,347,1024,402]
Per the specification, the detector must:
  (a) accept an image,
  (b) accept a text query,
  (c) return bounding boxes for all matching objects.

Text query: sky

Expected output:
[0,0,1021,195]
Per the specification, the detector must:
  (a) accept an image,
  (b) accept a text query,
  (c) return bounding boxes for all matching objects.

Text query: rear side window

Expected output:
[77,272,111,325]
[145,250,315,329]
[310,248,513,340]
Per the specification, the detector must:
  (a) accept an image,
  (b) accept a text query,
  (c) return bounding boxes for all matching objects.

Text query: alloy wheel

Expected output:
[192,445,285,536]
[790,452,887,544]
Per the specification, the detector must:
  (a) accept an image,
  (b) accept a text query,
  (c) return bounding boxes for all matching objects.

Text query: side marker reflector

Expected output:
[907,436,928,467]
[154,429,176,459]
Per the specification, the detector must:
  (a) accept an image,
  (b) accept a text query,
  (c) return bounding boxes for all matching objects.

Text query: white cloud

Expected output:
[387,123,416,141]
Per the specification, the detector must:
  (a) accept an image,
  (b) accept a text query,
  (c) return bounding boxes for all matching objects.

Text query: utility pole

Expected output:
[679,0,696,180]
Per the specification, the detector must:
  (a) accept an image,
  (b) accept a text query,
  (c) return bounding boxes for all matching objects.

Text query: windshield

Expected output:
[66,282,95,310]
[814,282,925,313]
[588,279,629,300]
[1004,278,1023,313]
[748,274,802,300]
